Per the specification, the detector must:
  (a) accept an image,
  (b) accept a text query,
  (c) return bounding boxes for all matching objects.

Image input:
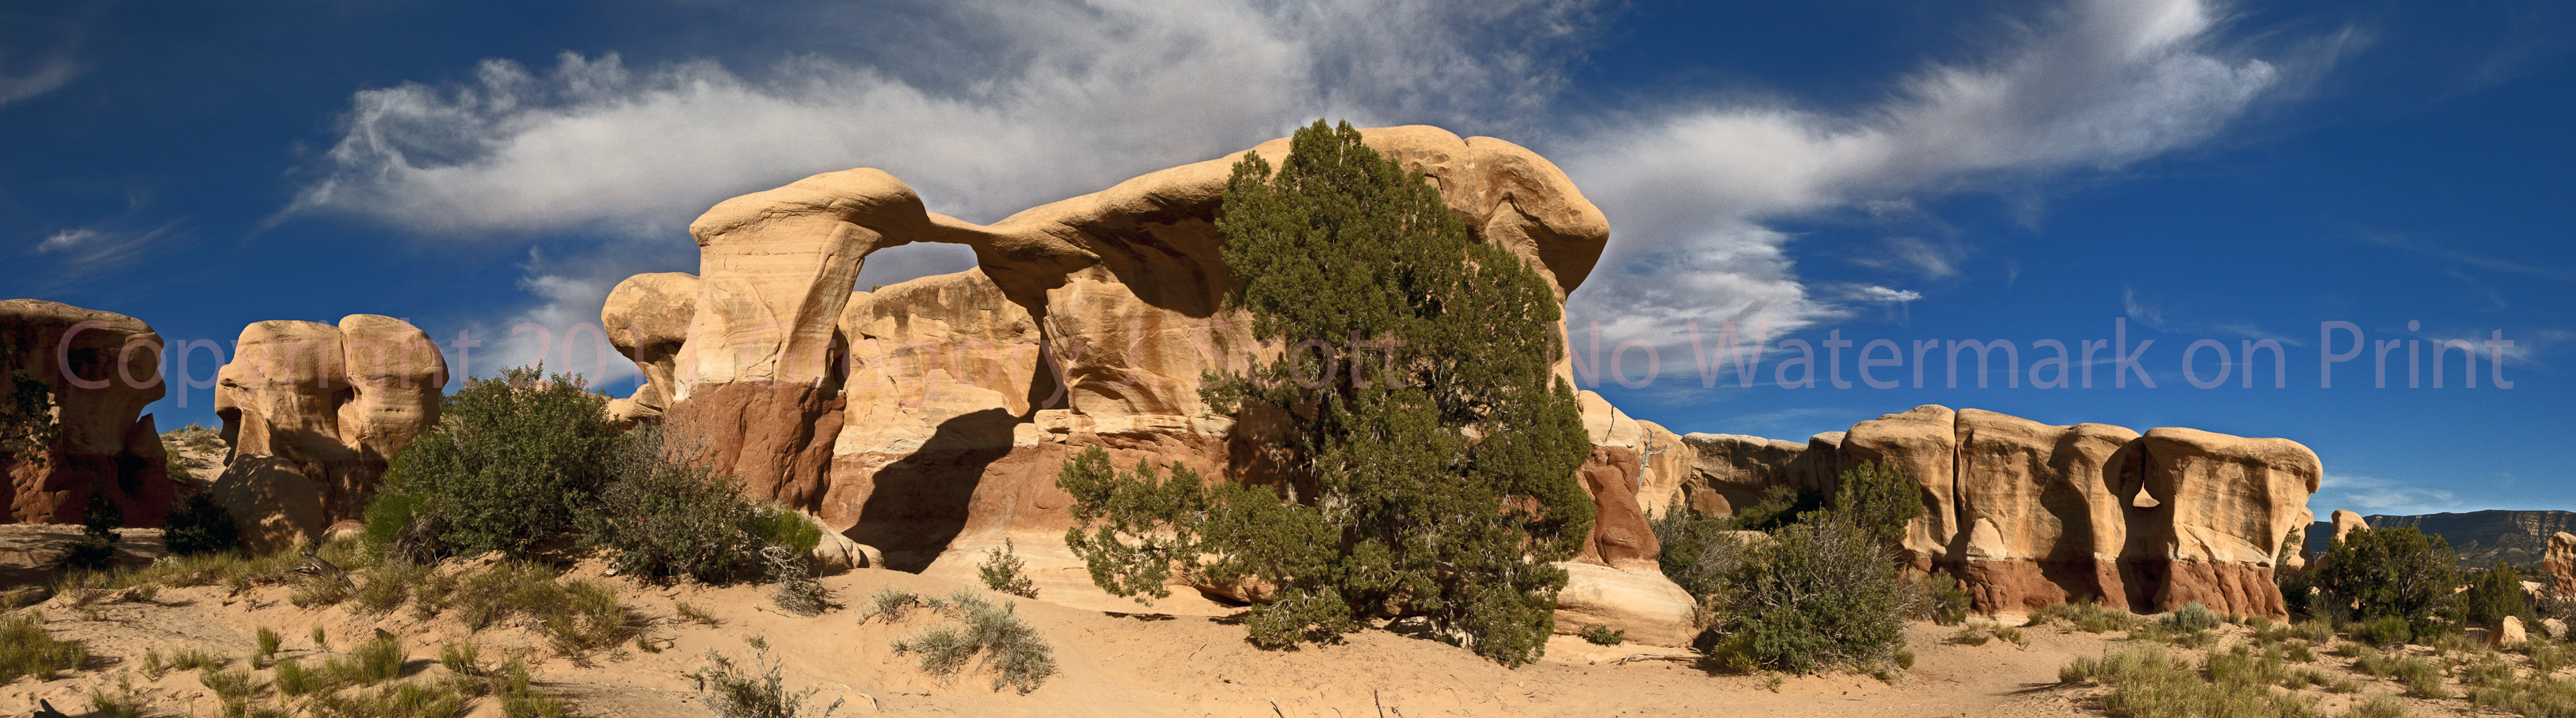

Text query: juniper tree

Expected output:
[1059,120,1595,665]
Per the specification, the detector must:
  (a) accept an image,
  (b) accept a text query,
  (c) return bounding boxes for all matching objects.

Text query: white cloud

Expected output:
[35,227,97,253]
[1846,285,1926,305]
[1563,0,2301,348]
[287,0,1603,376]
[2315,473,2461,515]
[0,52,76,107]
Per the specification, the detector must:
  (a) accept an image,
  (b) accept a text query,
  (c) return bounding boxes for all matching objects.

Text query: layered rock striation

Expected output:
[0,300,176,526]
[1679,405,2318,619]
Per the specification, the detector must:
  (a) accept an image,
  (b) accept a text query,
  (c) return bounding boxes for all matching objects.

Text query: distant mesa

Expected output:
[2307,509,2576,569]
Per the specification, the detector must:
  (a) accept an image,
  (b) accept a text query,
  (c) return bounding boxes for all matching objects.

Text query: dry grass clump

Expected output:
[0,610,88,683]
[447,562,630,655]
[86,675,144,718]
[1949,621,2027,648]
[2060,644,2317,718]
[2029,599,2147,633]
[692,636,828,718]
[889,590,1058,693]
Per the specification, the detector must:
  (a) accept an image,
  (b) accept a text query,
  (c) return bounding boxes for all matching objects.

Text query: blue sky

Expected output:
[3,0,2568,515]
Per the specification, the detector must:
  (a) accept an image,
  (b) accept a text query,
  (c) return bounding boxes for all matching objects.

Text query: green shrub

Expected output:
[2162,602,2224,633]
[59,487,124,570]
[762,546,828,617]
[2314,527,2460,632]
[1705,516,1909,674]
[1579,625,1626,646]
[1728,484,1824,534]
[866,588,919,623]
[326,634,407,685]
[199,665,259,701]
[163,492,242,557]
[377,365,626,559]
[577,427,766,584]
[978,539,1038,598]
[2464,565,2535,629]
[2353,615,2413,646]
[255,626,281,667]
[2344,693,2410,718]
[1647,510,1750,605]
[0,365,57,465]
[167,645,226,672]
[890,591,1058,693]
[0,610,87,682]
[745,509,822,558]
[1925,573,1972,626]
[692,637,817,718]
[1065,120,1595,667]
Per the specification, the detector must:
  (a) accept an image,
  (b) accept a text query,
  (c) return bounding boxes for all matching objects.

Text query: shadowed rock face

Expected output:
[1683,404,2318,620]
[210,315,445,553]
[604,126,1690,638]
[0,300,175,526]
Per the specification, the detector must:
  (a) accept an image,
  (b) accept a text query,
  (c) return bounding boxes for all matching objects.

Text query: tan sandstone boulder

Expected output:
[1950,409,2144,613]
[600,272,699,427]
[0,299,176,526]
[1839,405,1961,566]
[2499,615,2530,648]
[1678,432,1810,519]
[2130,427,2319,620]
[2332,510,2368,544]
[211,315,445,553]
[2547,531,2576,597]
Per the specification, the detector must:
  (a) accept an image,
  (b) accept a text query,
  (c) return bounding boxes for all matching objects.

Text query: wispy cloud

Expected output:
[2315,472,2461,515]
[2122,286,2306,345]
[1566,0,2329,349]
[0,53,76,107]
[2359,230,2576,282]
[22,222,187,292]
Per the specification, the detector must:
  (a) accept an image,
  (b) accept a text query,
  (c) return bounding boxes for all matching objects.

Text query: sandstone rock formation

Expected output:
[2330,510,2368,543]
[210,315,446,552]
[604,126,1666,632]
[0,300,176,527]
[1677,404,2318,619]
[2549,531,2576,597]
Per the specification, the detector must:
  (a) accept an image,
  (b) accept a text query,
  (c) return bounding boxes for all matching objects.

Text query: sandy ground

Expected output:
[0,531,2477,718]
[2,554,2122,718]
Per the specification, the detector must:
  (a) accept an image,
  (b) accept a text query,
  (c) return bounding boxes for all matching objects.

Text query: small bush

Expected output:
[746,510,823,558]
[164,492,242,557]
[438,642,482,677]
[312,625,330,652]
[693,637,820,718]
[1701,516,1909,674]
[2354,615,2414,646]
[867,588,920,623]
[355,562,431,616]
[890,590,1058,693]
[59,487,124,570]
[2464,565,2535,629]
[378,365,626,559]
[1949,626,1993,646]
[1579,625,1626,646]
[1925,573,1972,626]
[978,539,1038,598]
[578,428,769,584]
[764,546,828,617]
[0,610,87,682]
[2162,602,2224,633]
[2391,656,2446,698]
